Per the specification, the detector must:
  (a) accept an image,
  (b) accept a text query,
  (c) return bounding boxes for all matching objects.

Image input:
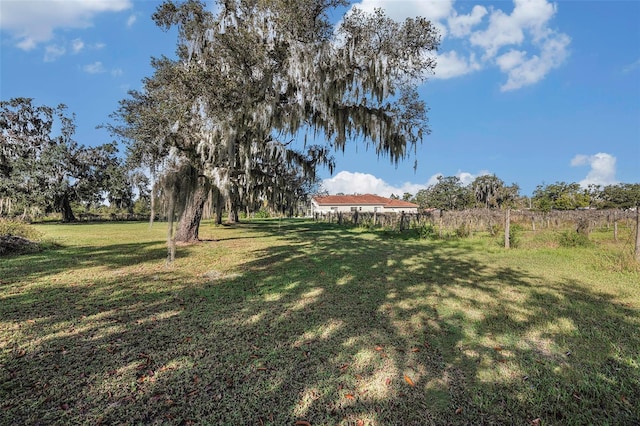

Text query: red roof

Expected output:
[313,194,418,208]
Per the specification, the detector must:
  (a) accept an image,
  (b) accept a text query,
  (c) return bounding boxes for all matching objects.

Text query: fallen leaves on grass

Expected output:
[404,375,415,387]
[345,393,355,400]
[295,421,311,426]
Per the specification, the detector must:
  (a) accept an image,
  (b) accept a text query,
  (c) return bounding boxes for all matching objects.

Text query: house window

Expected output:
[350,207,357,212]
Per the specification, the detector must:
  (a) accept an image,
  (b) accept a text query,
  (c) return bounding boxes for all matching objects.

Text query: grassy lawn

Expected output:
[1,219,639,425]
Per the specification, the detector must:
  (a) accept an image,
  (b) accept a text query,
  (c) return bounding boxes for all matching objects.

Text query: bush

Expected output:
[508,223,522,248]
[558,230,592,248]
[455,223,470,238]
[418,223,438,240]
[0,219,43,255]
[0,219,42,240]
[253,209,271,219]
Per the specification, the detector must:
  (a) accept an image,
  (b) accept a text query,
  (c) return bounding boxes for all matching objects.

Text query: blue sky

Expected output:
[1,0,638,197]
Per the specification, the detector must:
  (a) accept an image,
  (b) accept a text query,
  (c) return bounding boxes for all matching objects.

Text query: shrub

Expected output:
[455,222,470,238]
[418,223,438,240]
[558,230,592,248]
[0,219,43,255]
[253,209,271,219]
[508,223,523,248]
[0,219,42,240]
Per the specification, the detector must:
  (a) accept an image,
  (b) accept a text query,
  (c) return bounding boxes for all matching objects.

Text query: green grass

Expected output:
[1,219,639,425]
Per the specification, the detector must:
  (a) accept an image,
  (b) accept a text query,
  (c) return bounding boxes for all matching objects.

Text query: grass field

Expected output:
[1,219,639,425]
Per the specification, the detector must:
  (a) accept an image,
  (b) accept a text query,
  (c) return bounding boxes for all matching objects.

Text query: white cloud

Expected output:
[348,0,570,91]
[571,153,617,187]
[456,171,476,186]
[83,61,106,74]
[470,0,557,58]
[322,171,405,197]
[346,0,451,38]
[433,50,482,79]
[351,0,454,23]
[71,38,84,54]
[0,0,131,50]
[496,49,527,71]
[43,44,65,62]
[448,5,487,38]
[570,155,589,167]
[321,170,486,197]
[111,68,123,77]
[499,32,570,91]
[126,14,137,28]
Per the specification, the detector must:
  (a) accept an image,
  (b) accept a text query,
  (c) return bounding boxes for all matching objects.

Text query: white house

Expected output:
[311,194,419,215]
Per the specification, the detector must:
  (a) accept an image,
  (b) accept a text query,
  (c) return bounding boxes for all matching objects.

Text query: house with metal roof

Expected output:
[311,194,419,215]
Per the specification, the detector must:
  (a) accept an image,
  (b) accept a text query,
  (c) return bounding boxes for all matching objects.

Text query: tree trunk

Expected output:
[227,194,239,223]
[175,180,210,243]
[59,194,76,222]
[214,189,224,225]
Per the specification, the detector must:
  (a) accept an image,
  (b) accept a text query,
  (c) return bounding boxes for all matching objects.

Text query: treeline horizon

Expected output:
[332,175,640,212]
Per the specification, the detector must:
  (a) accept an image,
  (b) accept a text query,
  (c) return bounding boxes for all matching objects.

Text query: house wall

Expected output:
[383,207,418,213]
[311,201,384,214]
[311,198,418,215]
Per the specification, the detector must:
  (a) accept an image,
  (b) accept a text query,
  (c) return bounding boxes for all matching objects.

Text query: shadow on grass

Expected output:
[1,219,638,425]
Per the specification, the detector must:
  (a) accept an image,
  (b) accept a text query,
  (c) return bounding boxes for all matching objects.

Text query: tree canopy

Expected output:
[111,0,440,249]
[1,98,120,221]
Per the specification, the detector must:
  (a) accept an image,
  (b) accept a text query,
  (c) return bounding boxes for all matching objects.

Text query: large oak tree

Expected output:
[113,0,439,254]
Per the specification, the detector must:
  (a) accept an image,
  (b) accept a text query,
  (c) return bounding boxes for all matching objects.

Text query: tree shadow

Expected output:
[1,219,638,424]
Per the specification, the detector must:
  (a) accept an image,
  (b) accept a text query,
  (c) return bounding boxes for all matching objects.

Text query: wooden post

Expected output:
[504,208,511,249]
[613,210,618,242]
[635,207,640,263]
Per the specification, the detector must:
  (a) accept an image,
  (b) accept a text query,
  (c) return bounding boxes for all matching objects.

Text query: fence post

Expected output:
[635,207,640,263]
[504,208,511,249]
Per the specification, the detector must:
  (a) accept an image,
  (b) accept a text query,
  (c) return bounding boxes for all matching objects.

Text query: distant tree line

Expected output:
[393,175,639,212]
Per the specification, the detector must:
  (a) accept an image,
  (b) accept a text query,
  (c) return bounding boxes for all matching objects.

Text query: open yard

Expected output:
[1,219,639,425]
